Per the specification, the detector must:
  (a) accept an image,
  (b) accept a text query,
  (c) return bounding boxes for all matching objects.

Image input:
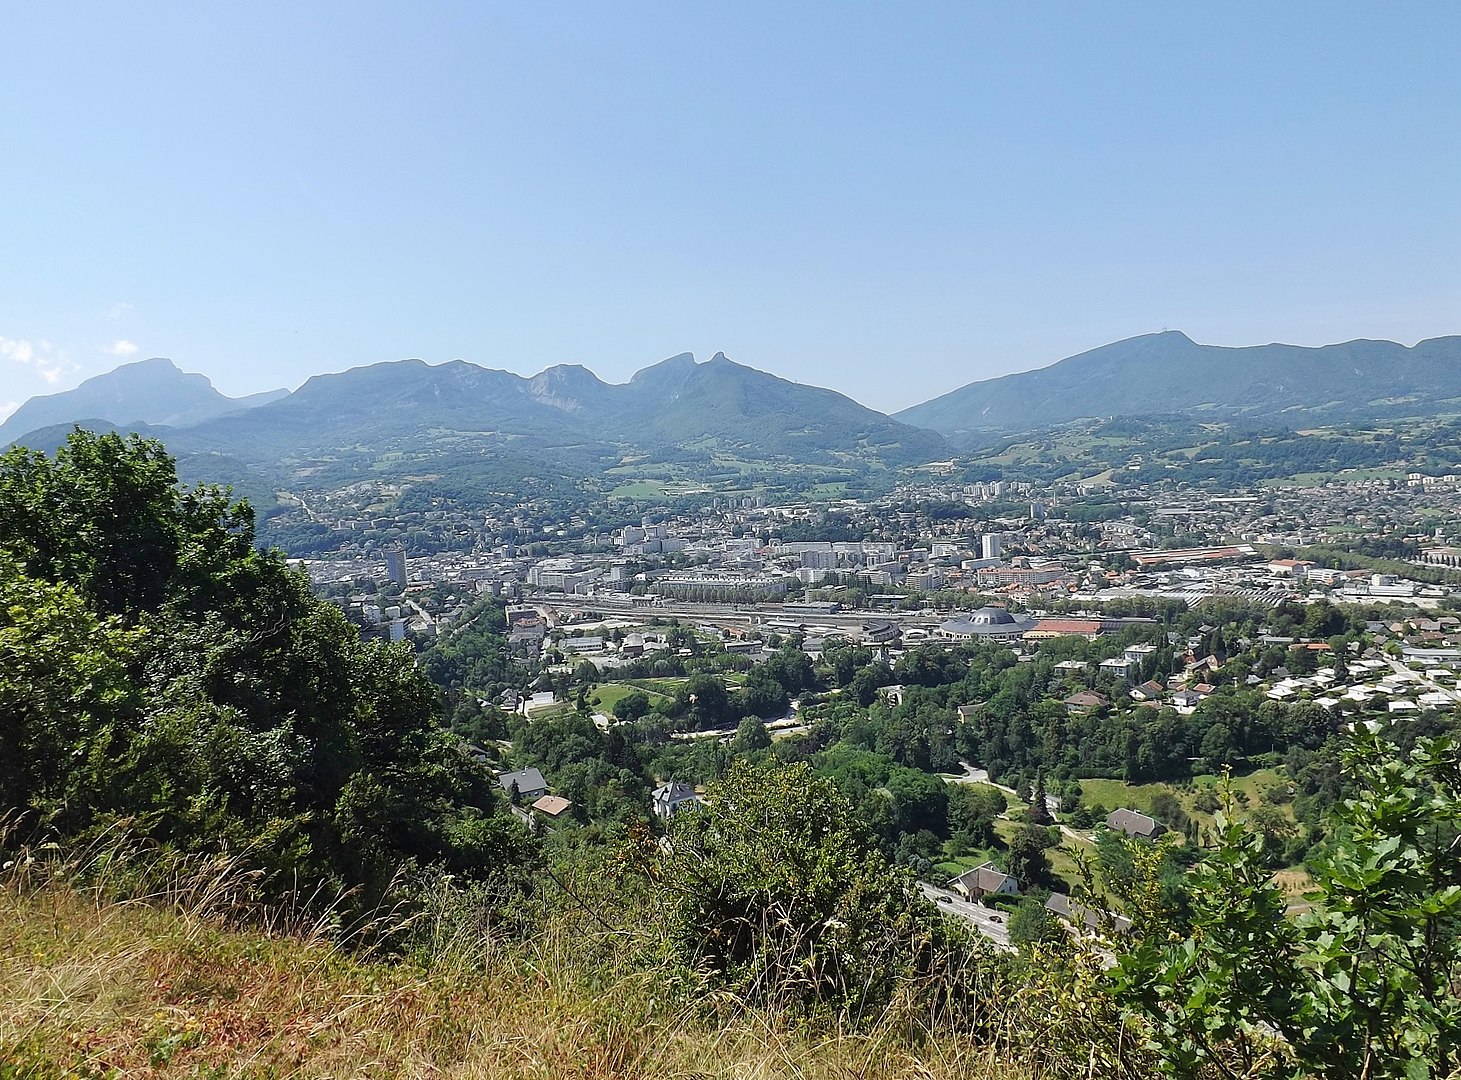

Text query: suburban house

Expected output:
[1064,690,1109,716]
[1131,679,1166,702]
[878,684,907,706]
[497,767,549,802]
[949,861,1019,901]
[1106,808,1166,840]
[531,794,573,820]
[1099,656,1136,681]
[1045,892,1133,936]
[651,780,702,820]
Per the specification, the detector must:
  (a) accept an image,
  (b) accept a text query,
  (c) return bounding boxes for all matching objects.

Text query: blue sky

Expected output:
[2,2,1458,419]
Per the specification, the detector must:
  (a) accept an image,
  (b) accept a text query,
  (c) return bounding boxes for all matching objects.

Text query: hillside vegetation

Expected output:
[3,432,1461,1078]
[0,847,1038,1080]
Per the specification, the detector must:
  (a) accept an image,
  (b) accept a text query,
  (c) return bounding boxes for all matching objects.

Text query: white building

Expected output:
[652,781,702,820]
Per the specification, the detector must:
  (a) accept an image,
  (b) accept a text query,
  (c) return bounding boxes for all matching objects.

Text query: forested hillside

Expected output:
[0,430,538,922]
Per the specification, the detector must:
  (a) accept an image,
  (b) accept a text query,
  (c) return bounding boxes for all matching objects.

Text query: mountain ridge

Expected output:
[0,357,287,446]
[11,333,1461,489]
[1,352,948,500]
[896,332,1461,437]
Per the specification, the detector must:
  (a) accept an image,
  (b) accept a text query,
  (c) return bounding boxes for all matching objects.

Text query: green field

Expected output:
[991,818,1093,892]
[606,480,670,498]
[1080,767,1294,832]
[621,677,690,697]
[588,682,673,713]
[1077,778,1182,815]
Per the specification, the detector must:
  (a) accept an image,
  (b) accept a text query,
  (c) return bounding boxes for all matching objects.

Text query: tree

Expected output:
[0,563,140,823]
[1148,792,1190,835]
[1006,823,1054,888]
[1247,804,1297,867]
[763,645,815,695]
[1008,896,1061,948]
[737,666,790,719]
[0,431,191,618]
[947,783,1005,850]
[611,690,652,723]
[885,767,949,837]
[733,715,771,753]
[0,430,540,919]
[679,673,731,729]
[847,660,894,707]
[1029,772,1053,826]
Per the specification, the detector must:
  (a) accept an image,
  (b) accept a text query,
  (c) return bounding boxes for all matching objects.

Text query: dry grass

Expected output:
[0,869,1043,1079]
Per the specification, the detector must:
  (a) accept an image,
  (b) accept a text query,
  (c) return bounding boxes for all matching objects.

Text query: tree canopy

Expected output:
[0,430,537,918]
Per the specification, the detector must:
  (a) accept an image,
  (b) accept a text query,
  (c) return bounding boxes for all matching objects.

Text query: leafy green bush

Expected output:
[652,759,980,1024]
[1113,731,1461,1077]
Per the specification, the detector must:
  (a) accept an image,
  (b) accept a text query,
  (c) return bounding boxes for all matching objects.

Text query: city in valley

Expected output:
[279,457,1461,946]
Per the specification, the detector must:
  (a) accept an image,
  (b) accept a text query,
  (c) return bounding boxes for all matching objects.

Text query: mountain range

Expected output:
[0,352,947,507]
[170,350,946,466]
[7,332,1461,490]
[896,331,1461,438]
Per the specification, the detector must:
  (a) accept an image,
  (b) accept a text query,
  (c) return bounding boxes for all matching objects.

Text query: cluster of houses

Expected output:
[1267,656,1461,714]
[942,807,1163,942]
[1059,640,1219,717]
[492,766,704,828]
[494,767,574,829]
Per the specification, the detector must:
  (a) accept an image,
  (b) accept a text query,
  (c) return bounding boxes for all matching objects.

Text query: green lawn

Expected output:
[588,682,672,713]
[1077,778,1175,815]
[606,480,669,498]
[1080,767,1295,832]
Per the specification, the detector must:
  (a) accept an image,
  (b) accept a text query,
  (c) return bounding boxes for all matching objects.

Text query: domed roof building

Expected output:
[938,605,1036,642]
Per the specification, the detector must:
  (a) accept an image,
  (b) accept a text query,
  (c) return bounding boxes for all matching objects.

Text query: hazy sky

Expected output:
[3,2,1458,420]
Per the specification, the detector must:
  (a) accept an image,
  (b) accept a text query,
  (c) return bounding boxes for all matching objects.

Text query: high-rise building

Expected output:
[981,533,1002,561]
[385,547,408,588]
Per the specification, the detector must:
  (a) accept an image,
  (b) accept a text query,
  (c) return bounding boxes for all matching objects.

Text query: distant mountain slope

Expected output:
[126,351,945,471]
[0,357,287,447]
[618,352,947,463]
[192,358,587,452]
[897,332,1461,436]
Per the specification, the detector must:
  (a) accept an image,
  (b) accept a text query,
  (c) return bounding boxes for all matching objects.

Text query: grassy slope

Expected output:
[1078,770,1315,899]
[1080,768,1295,833]
[0,883,1036,1080]
[587,682,672,713]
